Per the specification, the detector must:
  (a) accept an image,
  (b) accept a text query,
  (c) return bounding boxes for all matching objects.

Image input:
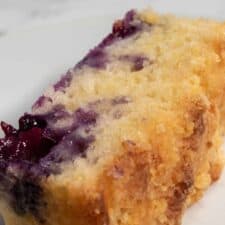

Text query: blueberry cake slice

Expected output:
[0,9,225,225]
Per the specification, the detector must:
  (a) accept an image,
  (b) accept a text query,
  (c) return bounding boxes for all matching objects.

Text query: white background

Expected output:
[0,1,225,225]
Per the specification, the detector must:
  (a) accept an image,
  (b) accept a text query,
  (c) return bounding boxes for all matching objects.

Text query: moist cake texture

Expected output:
[0,9,225,225]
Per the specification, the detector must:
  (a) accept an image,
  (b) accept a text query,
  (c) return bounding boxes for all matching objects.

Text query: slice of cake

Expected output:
[0,9,225,225]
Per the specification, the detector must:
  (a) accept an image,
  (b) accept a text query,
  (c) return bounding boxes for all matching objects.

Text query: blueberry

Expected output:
[19,114,46,131]
[0,115,56,162]
[1,121,17,137]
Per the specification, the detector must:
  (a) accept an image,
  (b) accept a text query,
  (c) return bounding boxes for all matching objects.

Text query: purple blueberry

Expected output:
[19,114,47,131]
[1,121,17,136]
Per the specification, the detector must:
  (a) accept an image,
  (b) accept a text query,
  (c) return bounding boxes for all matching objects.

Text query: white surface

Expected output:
[0,1,225,225]
[0,0,225,35]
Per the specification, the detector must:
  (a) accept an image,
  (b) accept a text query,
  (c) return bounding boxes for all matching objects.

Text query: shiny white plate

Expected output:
[0,1,225,224]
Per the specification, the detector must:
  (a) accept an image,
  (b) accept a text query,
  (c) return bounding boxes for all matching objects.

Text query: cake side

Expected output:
[0,9,225,225]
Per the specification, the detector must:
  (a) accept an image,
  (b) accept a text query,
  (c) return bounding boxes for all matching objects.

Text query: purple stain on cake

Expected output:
[38,104,71,127]
[10,179,45,223]
[38,107,97,172]
[99,10,142,48]
[54,71,73,92]
[40,134,95,170]
[75,108,98,125]
[0,163,46,222]
[77,47,108,69]
[113,110,123,119]
[111,96,131,105]
[33,96,52,109]
[131,56,148,71]
[112,11,139,38]
[120,55,150,71]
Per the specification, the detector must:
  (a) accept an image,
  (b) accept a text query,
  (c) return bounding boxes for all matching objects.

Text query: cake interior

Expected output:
[0,9,225,225]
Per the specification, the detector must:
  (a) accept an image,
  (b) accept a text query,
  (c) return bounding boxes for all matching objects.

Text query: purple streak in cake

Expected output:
[38,107,97,171]
[112,11,139,38]
[39,104,70,125]
[54,71,73,92]
[40,134,95,169]
[99,10,142,48]
[120,55,150,71]
[0,162,46,222]
[33,96,53,109]
[76,47,108,69]
[111,96,131,105]
[75,108,98,125]
[10,179,45,223]
[131,56,148,71]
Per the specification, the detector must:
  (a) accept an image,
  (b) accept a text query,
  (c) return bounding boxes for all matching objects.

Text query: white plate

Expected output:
[0,1,225,225]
